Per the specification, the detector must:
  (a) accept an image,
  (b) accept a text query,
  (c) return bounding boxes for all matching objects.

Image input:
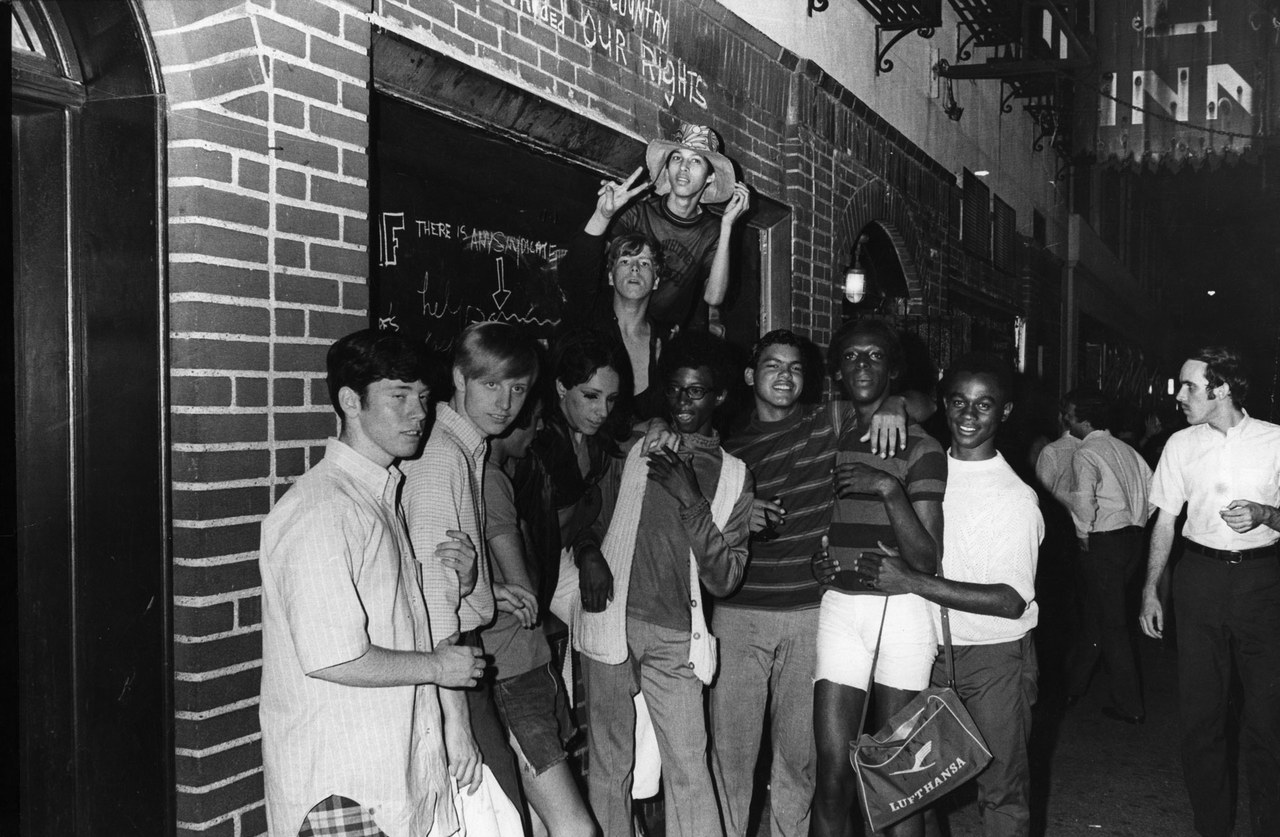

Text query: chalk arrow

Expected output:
[492,257,511,309]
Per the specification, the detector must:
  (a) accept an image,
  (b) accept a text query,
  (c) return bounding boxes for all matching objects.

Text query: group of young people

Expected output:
[258,304,1048,837]
[256,115,1278,837]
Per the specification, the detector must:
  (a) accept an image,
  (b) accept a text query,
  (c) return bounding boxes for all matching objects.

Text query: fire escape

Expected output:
[809,0,1093,172]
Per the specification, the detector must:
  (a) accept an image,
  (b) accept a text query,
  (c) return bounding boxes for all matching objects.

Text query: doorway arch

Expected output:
[12,1,170,833]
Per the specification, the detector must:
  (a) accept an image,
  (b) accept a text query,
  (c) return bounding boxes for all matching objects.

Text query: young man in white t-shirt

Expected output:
[860,352,1044,837]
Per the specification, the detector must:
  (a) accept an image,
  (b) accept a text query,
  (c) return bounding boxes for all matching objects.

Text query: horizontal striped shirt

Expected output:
[720,403,849,610]
[828,421,947,594]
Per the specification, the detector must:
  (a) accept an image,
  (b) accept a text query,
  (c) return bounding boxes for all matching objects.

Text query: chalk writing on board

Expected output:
[380,212,406,266]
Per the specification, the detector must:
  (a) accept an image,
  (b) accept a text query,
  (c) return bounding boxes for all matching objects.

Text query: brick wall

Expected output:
[143,0,375,832]
[139,0,1055,832]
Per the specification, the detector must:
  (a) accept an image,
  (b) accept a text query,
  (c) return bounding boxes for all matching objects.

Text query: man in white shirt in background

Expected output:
[1062,388,1153,724]
[1140,345,1280,837]
[1033,396,1080,505]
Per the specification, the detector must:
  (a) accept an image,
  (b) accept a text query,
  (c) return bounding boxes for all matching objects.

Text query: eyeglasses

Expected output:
[664,383,713,401]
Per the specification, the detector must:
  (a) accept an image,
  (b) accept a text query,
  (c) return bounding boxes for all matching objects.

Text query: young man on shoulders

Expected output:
[1139,345,1280,837]
[258,329,485,837]
[709,328,930,837]
[577,331,754,837]
[809,319,947,837]
[402,321,540,811]
[861,352,1044,837]
[576,123,750,332]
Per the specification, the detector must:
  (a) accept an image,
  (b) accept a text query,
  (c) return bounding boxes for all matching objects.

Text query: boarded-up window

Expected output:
[962,169,991,259]
[993,196,1015,271]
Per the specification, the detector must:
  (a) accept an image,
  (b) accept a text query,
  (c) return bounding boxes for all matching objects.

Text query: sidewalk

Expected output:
[937,634,1237,837]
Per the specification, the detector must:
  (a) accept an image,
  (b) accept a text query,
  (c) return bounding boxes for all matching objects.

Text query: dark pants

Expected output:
[1173,550,1280,837]
[1066,526,1144,716]
[932,635,1037,837]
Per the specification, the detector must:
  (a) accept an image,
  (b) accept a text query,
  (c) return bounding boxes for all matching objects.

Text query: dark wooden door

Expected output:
[12,2,171,833]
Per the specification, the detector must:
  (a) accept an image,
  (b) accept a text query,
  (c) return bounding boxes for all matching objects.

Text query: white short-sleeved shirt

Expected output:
[1150,414,1280,550]
[937,451,1044,645]
[259,438,456,837]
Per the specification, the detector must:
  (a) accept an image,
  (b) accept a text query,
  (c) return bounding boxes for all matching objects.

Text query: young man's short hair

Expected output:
[748,329,805,371]
[1193,344,1250,408]
[827,318,903,377]
[660,329,733,392]
[605,233,663,276]
[942,352,1015,404]
[1064,387,1111,430]
[454,321,540,382]
[327,328,428,416]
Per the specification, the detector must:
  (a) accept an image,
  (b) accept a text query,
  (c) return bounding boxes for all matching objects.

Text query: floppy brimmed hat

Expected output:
[645,123,737,204]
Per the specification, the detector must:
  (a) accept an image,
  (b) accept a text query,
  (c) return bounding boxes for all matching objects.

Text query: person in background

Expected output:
[1062,388,1153,724]
[1139,345,1280,837]
[402,322,540,812]
[258,329,484,837]
[579,331,754,837]
[1034,395,1080,506]
[810,319,946,837]
[484,389,597,837]
[709,328,931,837]
[575,123,751,333]
[860,351,1044,837]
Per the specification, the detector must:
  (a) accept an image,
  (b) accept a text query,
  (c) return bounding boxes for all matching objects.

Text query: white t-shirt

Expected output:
[936,451,1044,645]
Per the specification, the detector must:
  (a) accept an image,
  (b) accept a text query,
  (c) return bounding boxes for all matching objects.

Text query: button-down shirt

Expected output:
[1068,429,1153,538]
[1150,414,1280,550]
[1035,430,1080,507]
[259,438,455,837]
[403,403,495,639]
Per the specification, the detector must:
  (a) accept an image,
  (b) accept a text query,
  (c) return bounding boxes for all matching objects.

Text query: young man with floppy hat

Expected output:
[577,122,751,333]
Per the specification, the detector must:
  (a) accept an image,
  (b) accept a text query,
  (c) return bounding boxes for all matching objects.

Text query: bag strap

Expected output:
[854,595,890,742]
[937,559,957,690]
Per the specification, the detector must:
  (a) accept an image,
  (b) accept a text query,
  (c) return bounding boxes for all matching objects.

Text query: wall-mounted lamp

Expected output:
[843,234,870,303]
[933,59,964,122]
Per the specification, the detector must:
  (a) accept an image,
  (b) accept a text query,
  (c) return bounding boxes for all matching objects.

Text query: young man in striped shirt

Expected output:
[710,327,932,837]
[810,320,947,837]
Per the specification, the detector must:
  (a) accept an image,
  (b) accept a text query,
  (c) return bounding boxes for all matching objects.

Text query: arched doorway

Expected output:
[12,2,170,833]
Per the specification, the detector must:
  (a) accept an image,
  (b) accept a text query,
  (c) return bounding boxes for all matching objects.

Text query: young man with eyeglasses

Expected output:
[577,330,754,837]
[810,319,947,837]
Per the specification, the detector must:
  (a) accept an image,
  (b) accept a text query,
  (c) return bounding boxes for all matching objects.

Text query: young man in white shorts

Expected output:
[811,319,947,837]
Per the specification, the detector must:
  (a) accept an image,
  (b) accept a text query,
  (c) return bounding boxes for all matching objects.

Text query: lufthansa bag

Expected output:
[849,601,992,832]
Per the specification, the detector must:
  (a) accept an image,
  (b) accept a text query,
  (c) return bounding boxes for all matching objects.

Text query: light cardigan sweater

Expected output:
[574,441,746,684]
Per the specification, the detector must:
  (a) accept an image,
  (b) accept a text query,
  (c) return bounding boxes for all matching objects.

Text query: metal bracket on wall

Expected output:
[876,21,938,75]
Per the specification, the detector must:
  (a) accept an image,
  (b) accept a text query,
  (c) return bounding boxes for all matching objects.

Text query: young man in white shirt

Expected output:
[861,352,1044,837]
[259,329,485,837]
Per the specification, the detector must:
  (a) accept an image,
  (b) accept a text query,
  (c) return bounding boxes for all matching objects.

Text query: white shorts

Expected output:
[814,590,937,691]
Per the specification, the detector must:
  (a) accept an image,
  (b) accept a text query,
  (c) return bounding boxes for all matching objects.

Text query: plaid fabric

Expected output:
[298,796,388,837]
